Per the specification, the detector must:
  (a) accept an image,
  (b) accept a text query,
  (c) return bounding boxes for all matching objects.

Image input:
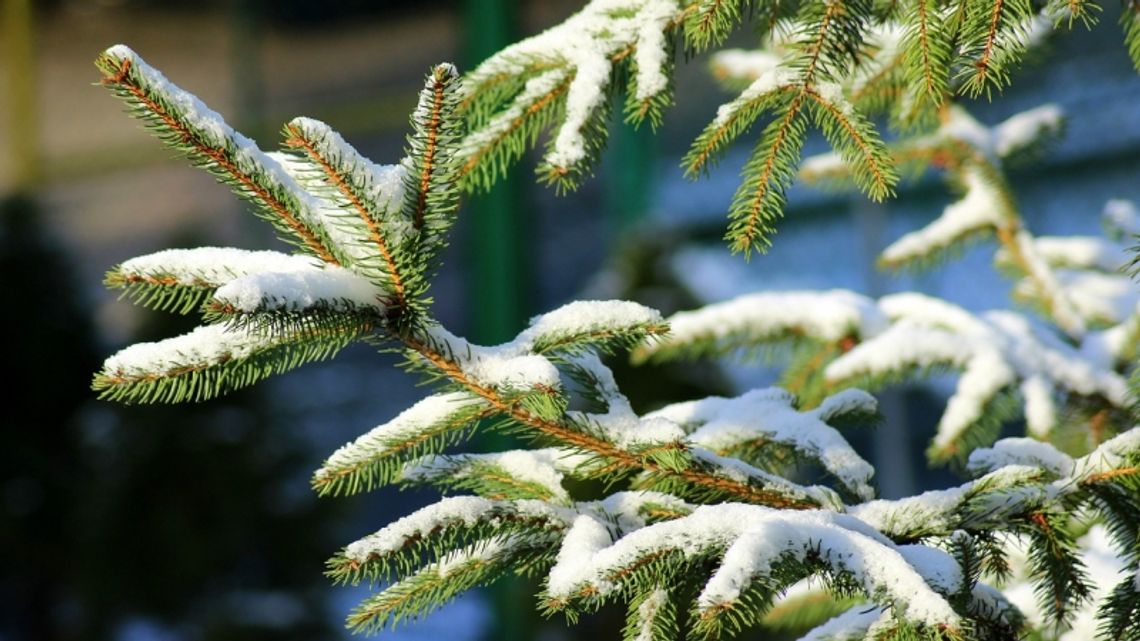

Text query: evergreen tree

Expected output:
[90,1,1140,639]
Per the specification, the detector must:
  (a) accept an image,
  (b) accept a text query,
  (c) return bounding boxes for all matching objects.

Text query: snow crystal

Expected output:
[544,504,959,626]
[711,67,798,128]
[1008,230,1086,336]
[402,448,573,503]
[468,353,561,390]
[689,449,844,509]
[104,47,336,244]
[938,106,993,155]
[633,0,675,100]
[845,465,1047,538]
[213,266,383,313]
[104,45,233,149]
[435,538,513,577]
[850,486,966,538]
[1019,376,1057,438]
[1046,270,1140,325]
[815,389,878,423]
[897,544,963,594]
[984,311,1129,407]
[878,292,991,335]
[829,298,1130,450]
[586,411,686,450]
[825,320,1011,452]
[595,491,691,532]
[286,117,408,217]
[423,325,562,391]
[1072,426,1140,477]
[1079,314,1140,368]
[799,151,846,179]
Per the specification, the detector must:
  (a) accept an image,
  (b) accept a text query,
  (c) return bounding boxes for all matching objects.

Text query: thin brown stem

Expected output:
[399,332,819,510]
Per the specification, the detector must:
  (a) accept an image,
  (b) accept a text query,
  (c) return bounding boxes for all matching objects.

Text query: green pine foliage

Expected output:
[91,1,1140,638]
[453,0,1136,256]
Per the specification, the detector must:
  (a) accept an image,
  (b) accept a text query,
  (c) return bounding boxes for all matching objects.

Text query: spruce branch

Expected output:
[458,0,689,193]
[312,392,496,497]
[281,117,414,307]
[899,0,953,125]
[399,327,827,509]
[91,38,1140,641]
[95,47,345,265]
[345,537,554,634]
[623,586,678,641]
[93,322,367,404]
[105,248,323,315]
[956,0,1037,98]
[1124,0,1140,72]
[398,448,584,504]
[632,289,883,366]
[801,104,1086,338]
[404,64,464,276]
[683,0,752,52]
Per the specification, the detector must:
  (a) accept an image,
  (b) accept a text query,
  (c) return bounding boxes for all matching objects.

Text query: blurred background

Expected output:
[2,1,1139,640]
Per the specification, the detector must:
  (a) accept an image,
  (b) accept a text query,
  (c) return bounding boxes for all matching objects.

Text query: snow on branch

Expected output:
[106,247,321,314]
[644,288,1132,464]
[399,448,587,504]
[543,503,962,633]
[335,497,573,585]
[96,46,349,265]
[825,293,1131,461]
[647,387,877,500]
[459,0,685,192]
[998,220,1140,330]
[852,426,1140,540]
[632,290,886,365]
[519,300,668,356]
[210,266,383,315]
[94,322,363,404]
[313,392,494,497]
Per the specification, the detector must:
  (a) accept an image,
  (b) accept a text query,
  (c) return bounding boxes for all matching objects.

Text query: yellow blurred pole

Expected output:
[2,0,40,192]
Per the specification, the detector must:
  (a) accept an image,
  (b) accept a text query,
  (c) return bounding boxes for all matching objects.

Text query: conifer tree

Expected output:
[91,1,1140,639]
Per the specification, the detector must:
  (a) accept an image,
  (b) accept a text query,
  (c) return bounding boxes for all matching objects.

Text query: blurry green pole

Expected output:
[464,0,529,346]
[464,4,532,641]
[604,109,655,241]
[3,0,40,192]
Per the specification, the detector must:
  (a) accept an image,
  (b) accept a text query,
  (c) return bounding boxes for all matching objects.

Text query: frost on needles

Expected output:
[90,37,1140,641]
